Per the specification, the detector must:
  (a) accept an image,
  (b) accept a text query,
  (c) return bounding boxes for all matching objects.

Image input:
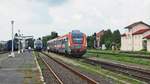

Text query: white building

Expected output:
[121,21,150,52]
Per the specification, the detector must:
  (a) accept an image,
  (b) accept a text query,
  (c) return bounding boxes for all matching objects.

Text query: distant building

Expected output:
[96,30,104,48]
[121,21,150,51]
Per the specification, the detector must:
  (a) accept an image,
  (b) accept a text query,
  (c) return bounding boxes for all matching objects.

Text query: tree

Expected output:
[101,29,113,49]
[51,32,58,39]
[42,32,58,48]
[87,29,121,50]
[87,35,94,48]
[112,30,121,44]
[112,30,121,49]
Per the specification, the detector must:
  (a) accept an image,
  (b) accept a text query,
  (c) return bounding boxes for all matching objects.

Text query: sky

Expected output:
[0,0,150,41]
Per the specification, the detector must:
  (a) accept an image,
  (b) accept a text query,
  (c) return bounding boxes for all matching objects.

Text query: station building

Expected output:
[121,21,150,52]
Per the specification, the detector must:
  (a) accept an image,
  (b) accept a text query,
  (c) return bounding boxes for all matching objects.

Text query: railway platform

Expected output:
[0,52,43,84]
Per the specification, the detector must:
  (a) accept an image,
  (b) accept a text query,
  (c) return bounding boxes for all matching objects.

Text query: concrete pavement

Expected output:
[0,52,43,84]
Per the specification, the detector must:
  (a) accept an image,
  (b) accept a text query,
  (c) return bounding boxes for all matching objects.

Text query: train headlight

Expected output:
[68,41,71,46]
[85,42,87,47]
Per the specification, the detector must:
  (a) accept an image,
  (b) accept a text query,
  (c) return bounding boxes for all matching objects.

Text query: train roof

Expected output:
[47,38,57,43]
[47,34,68,43]
[47,30,84,43]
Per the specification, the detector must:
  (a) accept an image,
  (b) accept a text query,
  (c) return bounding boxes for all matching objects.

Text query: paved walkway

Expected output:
[0,52,43,84]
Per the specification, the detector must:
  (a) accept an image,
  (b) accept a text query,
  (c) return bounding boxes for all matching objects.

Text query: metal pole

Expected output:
[18,29,20,53]
[12,21,14,53]
[9,20,15,57]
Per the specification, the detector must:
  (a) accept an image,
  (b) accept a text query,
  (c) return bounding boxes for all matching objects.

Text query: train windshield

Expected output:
[72,33,83,44]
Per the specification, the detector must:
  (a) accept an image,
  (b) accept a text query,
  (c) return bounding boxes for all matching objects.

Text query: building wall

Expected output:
[121,35,132,51]
[121,37,125,50]
[147,40,150,52]
[96,31,104,48]
[121,23,150,51]
[133,34,143,51]
[121,34,144,51]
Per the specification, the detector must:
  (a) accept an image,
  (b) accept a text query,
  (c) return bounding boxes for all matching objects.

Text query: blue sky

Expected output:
[0,0,150,40]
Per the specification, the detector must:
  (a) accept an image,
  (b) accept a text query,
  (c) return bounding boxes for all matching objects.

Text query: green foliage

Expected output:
[105,40,112,49]
[42,32,58,48]
[86,52,150,66]
[87,35,94,48]
[112,30,121,49]
[101,29,113,49]
[51,32,58,39]
[112,30,121,44]
[140,48,146,51]
[100,29,121,50]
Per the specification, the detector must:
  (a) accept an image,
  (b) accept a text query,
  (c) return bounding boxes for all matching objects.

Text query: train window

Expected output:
[65,38,68,42]
[72,33,83,44]
[62,39,65,44]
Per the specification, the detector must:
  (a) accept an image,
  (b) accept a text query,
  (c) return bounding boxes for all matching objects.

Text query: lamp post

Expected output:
[18,29,21,54]
[9,20,15,57]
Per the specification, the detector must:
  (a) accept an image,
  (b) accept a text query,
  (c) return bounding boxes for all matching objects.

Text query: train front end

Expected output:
[69,30,87,57]
[34,40,43,51]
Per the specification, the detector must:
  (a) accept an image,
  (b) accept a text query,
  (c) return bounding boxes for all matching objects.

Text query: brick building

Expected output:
[95,30,104,48]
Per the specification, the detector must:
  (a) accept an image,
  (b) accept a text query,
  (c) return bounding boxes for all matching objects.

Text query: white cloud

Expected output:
[0,0,52,40]
[0,0,150,40]
[48,0,150,35]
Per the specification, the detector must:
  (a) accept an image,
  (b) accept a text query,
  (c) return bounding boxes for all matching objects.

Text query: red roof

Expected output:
[121,33,126,36]
[132,29,150,35]
[144,34,150,39]
[125,21,150,29]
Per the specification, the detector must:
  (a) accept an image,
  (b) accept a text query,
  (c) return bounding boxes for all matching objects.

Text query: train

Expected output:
[34,39,43,51]
[6,40,18,51]
[0,40,18,52]
[0,41,7,51]
[47,30,87,57]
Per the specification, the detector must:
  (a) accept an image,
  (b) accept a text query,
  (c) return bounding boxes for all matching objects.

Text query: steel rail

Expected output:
[88,51,150,59]
[41,52,98,84]
[38,53,63,84]
[84,58,150,83]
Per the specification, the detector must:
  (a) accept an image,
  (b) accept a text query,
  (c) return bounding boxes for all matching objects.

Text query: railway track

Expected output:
[41,52,150,83]
[38,52,98,84]
[88,51,150,59]
[83,58,150,83]
[37,53,63,84]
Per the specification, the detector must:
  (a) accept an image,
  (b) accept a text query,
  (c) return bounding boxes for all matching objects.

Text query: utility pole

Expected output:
[94,33,97,48]
[9,20,15,57]
[18,30,21,54]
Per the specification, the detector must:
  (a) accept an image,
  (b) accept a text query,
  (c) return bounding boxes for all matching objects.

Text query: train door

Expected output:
[65,38,69,54]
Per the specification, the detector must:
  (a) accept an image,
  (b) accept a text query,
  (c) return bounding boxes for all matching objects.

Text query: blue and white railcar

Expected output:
[34,40,43,51]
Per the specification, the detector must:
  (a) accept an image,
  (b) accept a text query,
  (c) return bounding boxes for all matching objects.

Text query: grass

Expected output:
[47,52,147,84]
[85,52,150,67]
[88,49,150,56]
[34,52,46,72]
[74,61,146,84]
